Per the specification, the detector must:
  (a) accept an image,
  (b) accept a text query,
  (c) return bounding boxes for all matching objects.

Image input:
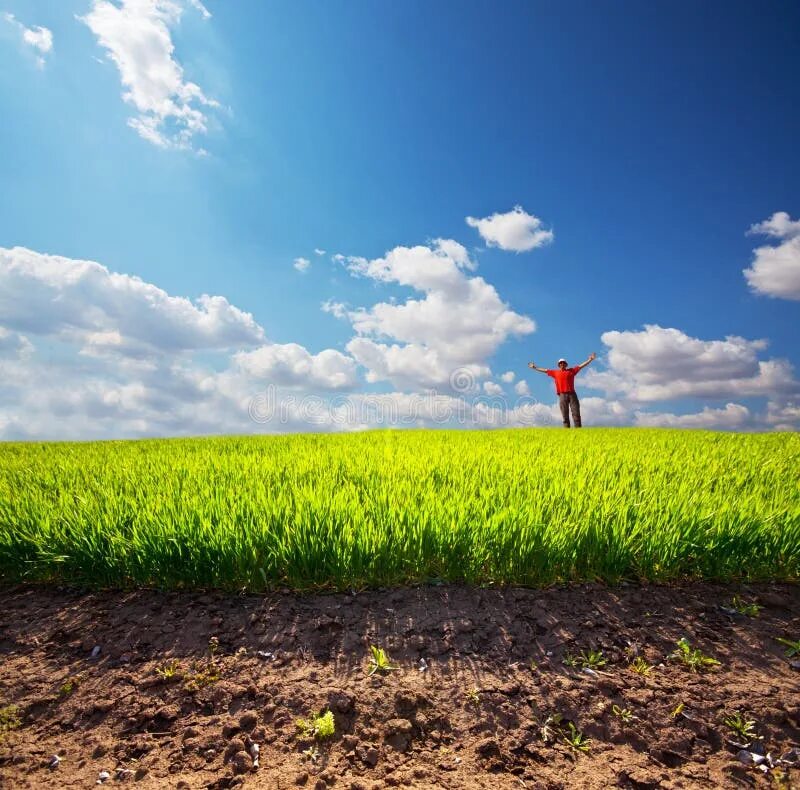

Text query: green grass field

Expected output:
[1,428,798,591]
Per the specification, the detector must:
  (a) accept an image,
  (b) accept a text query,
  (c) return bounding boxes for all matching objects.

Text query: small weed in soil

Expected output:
[628,656,653,676]
[563,648,607,669]
[367,644,397,675]
[723,712,757,743]
[301,745,320,763]
[611,704,637,725]
[669,638,721,671]
[776,637,800,657]
[296,710,335,740]
[464,687,481,706]
[59,674,82,697]
[563,722,591,753]
[184,661,220,692]
[155,659,181,680]
[0,705,20,740]
[731,595,762,617]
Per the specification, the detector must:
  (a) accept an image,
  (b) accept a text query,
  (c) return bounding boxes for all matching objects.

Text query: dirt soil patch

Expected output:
[1,582,799,789]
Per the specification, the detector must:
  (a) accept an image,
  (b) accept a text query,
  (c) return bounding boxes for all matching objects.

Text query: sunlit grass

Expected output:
[0,428,797,590]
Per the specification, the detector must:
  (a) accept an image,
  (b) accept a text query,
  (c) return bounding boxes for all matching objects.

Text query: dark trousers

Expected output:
[559,392,581,427]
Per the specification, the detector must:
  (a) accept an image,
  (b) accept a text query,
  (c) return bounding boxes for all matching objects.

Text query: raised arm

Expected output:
[527,361,549,374]
[576,352,597,370]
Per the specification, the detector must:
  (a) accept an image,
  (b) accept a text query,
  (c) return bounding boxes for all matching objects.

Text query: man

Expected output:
[527,353,596,428]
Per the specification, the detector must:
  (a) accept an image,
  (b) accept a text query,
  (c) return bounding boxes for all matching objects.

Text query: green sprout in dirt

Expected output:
[628,657,653,676]
[776,637,800,657]
[301,745,320,763]
[723,712,758,743]
[367,645,398,676]
[183,662,220,692]
[579,648,607,669]
[156,658,181,680]
[564,648,607,670]
[464,687,481,706]
[730,596,761,617]
[562,722,591,753]
[59,674,83,697]
[670,702,685,719]
[668,638,720,672]
[296,710,335,740]
[0,705,21,739]
[611,704,637,725]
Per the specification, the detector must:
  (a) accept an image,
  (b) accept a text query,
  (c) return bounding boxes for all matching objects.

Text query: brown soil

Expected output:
[1,582,799,789]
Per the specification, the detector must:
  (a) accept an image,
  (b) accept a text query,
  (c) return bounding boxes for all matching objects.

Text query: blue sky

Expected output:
[0,0,798,438]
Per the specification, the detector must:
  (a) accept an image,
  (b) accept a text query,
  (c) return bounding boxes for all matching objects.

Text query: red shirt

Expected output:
[546,366,581,394]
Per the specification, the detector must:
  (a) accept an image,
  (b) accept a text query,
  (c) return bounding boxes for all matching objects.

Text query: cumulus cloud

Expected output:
[233,344,358,390]
[581,324,800,430]
[321,300,348,320]
[0,246,265,353]
[583,324,798,402]
[3,12,53,67]
[743,211,800,301]
[634,403,751,430]
[0,327,33,359]
[81,0,219,150]
[293,257,310,273]
[514,379,530,396]
[765,399,800,432]
[466,206,553,252]
[500,370,515,383]
[335,239,534,389]
[0,245,367,439]
[314,248,326,256]
[483,381,503,396]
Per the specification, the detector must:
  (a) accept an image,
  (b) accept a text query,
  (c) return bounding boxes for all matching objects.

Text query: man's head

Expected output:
[558,358,568,369]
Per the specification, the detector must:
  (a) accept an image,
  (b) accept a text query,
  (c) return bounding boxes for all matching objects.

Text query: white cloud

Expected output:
[3,12,53,67]
[634,403,751,430]
[765,399,800,432]
[500,370,515,383]
[0,246,265,353]
[483,381,503,396]
[581,324,800,431]
[321,300,348,320]
[0,245,369,440]
[314,248,326,256]
[0,327,33,359]
[336,239,535,389]
[345,338,490,390]
[514,379,530,396]
[466,206,553,252]
[749,211,800,239]
[293,257,311,273]
[187,0,211,19]
[584,324,798,401]
[233,344,358,390]
[743,211,800,301]
[81,0,219,150]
